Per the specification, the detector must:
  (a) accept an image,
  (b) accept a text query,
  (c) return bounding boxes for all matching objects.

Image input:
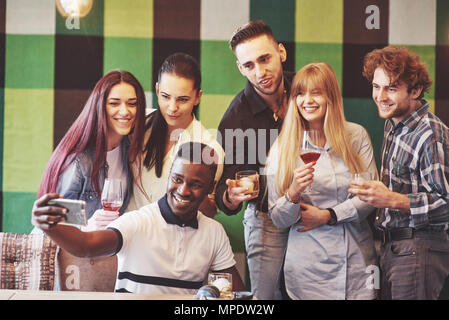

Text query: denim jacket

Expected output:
[56,137,133,218]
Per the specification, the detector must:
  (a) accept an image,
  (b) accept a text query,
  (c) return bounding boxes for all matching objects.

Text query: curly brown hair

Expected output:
[362,46,432,99]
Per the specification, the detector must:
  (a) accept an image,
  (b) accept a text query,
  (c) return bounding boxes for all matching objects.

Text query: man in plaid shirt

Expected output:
[349,46,449,300]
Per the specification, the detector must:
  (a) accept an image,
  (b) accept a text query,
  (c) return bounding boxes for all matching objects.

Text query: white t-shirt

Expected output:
[126,117,224,211]
[107,198,235,294]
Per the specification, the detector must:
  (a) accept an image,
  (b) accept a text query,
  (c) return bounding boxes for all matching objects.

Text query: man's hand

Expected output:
[223,178,259,210]
[296,202,330,232]
[348,180,410,212]
[31,193,67,230]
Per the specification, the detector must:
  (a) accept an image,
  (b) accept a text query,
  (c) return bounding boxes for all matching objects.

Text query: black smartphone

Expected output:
[233,291,254,300]
[47,198,87,226]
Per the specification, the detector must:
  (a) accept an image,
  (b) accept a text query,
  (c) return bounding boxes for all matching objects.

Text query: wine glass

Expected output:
[300,130,322,194]
[101,178,123,212]
[347,171,375,199]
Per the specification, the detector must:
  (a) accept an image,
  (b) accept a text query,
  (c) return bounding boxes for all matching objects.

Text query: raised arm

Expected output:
[32,193,119,257]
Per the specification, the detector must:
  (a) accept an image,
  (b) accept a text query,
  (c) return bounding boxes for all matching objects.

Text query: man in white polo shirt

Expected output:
[32,142,245,295]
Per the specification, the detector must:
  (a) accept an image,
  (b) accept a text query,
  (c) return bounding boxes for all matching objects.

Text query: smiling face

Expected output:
[296,86,327,130]
[156,73,201,130]
[166,158,214,221]
[372,68,421,123]
[105,82,137,149]
[235,34,286,97]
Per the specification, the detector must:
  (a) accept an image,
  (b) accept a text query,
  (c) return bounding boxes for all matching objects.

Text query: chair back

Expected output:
[58,249,117,292]
[0,232,58,290]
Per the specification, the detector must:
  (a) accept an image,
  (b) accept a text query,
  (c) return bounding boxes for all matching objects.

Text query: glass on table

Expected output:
[208,272,233,299]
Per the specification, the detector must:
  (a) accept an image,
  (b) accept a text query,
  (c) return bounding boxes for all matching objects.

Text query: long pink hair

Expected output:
[38,70,146,197]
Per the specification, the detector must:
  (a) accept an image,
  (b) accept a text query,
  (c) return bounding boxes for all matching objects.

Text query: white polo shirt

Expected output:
[107,196,236,294]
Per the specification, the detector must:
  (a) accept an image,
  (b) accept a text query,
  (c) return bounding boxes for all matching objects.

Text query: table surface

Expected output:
[0,289,194,300]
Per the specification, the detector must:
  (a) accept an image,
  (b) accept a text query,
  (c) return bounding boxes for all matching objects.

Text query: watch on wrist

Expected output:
[327,208,337,225]
[284,190,300,204]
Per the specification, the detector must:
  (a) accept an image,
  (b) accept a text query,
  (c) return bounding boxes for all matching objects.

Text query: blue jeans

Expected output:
[380,228,449,300]
[243,203,289,300]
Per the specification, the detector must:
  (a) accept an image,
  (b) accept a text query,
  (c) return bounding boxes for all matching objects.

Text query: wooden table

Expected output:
[0,289,193,300]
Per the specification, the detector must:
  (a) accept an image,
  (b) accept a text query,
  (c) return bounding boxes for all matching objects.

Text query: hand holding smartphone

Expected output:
[47,198,88,226]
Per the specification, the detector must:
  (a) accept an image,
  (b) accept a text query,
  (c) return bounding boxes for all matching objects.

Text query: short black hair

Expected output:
[229,20,277,52]
[174,142,218,181]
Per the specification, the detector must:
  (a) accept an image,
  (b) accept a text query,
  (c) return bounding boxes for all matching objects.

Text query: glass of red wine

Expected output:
[300,130,322,194]
[101,178,123,212]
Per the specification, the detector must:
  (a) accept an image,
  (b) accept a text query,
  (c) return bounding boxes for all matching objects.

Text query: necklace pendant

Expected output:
[273,113,279,121]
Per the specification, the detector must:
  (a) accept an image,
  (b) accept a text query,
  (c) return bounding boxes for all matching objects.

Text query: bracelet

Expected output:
[284,190,300,204]
[327,208,337,225]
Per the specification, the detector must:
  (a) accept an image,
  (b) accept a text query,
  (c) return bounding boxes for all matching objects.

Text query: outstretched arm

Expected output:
[32,193,119,257]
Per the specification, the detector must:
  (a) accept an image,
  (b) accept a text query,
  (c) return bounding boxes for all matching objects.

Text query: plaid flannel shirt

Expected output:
[375,100,449,229]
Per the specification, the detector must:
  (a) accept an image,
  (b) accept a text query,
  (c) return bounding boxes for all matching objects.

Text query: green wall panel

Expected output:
[104,0,153,38]
[2,191,36,233]
[250,0,296,42]
[103,37,153,91]
[5,35,54,89]
[201,40,246,95]
[343,97,385,170]
[295,42,343,87]
[296,0,343,43]
[3,89,53,193]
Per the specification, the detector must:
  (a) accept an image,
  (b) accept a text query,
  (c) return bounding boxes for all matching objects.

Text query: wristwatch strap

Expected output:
[327,208,337,225]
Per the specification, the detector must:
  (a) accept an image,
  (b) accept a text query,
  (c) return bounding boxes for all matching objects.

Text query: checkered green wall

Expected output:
[0,1,448,252]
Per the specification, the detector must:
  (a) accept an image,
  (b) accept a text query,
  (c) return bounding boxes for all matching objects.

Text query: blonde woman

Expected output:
[266,63,378,300]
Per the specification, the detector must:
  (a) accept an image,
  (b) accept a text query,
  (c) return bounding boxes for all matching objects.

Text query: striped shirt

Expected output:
[375,100,449,229]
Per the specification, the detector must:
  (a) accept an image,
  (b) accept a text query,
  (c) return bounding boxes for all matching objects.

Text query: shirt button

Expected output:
[88,195,93,200]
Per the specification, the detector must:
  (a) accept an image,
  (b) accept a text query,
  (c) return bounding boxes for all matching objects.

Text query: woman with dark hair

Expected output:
[126,53,224,217]
[36,70,146,230]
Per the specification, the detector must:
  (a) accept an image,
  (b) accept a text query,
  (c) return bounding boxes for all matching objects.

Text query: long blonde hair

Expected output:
[270,62,365,196]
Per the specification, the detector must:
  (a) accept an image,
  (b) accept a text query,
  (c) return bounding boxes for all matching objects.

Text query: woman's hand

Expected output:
[287,162,315,202]
[31,193,67,230]
[86,209,119,231]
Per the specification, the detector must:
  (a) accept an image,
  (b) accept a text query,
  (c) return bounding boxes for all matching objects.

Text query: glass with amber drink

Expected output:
[208,272,233,299]
[235,170,259,197]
